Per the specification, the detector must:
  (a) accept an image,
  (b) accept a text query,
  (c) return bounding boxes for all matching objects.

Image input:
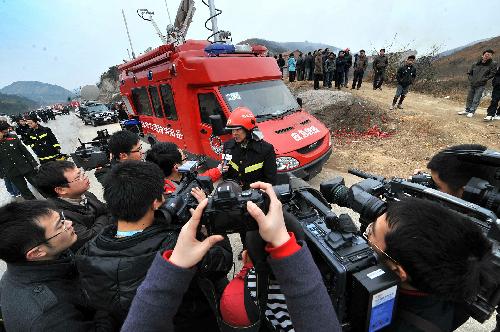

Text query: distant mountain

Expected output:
[437,37,495,58]
[0,81,74,105]
[0,92,38,115]
[434,35,500,79]
[238,38,341,55]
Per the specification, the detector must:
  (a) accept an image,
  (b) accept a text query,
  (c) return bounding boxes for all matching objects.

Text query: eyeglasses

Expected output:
[67,168,87,183]
[362,222,400,266]
[130,145,143,153]
[25,211,70,254]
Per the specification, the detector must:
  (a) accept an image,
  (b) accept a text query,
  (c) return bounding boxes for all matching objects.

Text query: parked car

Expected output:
[82,104,118,126]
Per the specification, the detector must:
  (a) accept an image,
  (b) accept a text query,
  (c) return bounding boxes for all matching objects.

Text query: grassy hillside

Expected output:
[0,81,74,105]
[0,92,38,115]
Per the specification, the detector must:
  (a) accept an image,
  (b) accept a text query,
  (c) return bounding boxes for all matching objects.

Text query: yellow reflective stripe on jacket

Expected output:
[53,144,60,147]
[39,133,48,139]
[229,160,239,172]
[29,144,35,148]
[244,162,263,174]
[39,154,59,160]
[30,136,37,140]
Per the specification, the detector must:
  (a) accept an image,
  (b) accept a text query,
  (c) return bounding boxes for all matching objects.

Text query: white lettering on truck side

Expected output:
[142,122,184,140]
[291,125,320,141]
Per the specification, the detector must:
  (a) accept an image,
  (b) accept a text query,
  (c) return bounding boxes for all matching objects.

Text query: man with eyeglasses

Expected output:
[0,200,117,331]
[362,197,498,331]
[34,160,113,251]
[95,130,144,186]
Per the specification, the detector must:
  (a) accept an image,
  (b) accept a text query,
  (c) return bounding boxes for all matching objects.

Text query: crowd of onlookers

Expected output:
[275,48,500,119]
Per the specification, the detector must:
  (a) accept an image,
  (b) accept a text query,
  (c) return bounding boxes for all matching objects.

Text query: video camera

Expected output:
[273,176,400,332]
[160,160,270,232]
[320,168,500,324]
[70,129,110,170]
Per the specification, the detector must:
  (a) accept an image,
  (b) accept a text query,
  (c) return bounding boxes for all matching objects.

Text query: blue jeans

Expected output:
[4,178,21,196]
[465,85,486,114]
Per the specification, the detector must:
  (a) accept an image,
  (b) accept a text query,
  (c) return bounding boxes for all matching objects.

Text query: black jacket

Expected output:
[75,219,233,329]
[468,58,498,88]
[26,125,61,162]
[335,57,346,73]
[396,64,417,87]
[49,191,114,251]
[94,160,118,186]
[382,290,462,332]
[0,252,116,332]
[0,134,38,178]
[15,124,30,142]
[223,138,277,190]
[373,54,389,71]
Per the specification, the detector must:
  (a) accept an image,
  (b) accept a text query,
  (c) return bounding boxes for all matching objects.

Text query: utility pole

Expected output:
[207,0,220,42]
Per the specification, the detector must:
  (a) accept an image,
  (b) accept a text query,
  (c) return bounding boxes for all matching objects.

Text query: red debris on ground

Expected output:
[333,125,393,144]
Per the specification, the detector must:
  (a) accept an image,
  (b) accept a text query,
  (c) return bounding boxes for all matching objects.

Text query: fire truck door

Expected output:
[197,91,229,160]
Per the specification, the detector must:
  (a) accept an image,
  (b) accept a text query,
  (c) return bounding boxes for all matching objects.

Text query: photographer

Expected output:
[425,144,494,197]
[145,141,225,196]
[94,130,143,185]
[122,182,341,332]
[75,161,232,330]
[34,160,113,251]
[0,200,117,331]
[365,197,498,331]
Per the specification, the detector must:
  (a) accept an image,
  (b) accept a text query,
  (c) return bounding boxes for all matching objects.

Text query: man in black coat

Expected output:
[390,55,417,110]
[75,161,233,330]
[373,48,389,90]
[34,160,114,251]
[335,51,347,90]
[25,114,62,164]
[0,200,117,331]
[484,65,500,121]
[0,120,38,199]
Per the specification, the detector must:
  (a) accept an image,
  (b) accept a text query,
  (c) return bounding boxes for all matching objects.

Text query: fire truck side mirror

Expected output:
[296,97,303,108]
[209,115,226,136]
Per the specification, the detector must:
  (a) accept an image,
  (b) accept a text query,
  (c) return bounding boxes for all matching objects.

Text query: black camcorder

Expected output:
[321,168,500,324]
[71,129,110,170]
[275,176,400,332]
[160,160,270,233]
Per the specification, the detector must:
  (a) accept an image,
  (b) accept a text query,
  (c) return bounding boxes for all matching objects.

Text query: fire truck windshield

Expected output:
[219,80,300,119]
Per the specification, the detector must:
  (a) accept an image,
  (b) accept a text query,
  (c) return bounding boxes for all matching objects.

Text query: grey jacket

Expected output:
[468,58,498,87]
[373,54,389,71]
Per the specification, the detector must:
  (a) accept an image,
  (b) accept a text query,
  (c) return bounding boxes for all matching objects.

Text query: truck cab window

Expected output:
[198,93,227,125]
[159,84,178,120]
[131,87,153,116]
[148,86,164,118]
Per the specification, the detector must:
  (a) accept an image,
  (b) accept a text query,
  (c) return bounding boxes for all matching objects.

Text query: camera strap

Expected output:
[398,309,443,332]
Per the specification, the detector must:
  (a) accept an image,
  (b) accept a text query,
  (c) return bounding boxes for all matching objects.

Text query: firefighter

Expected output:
[223,107,277,189]
[223,107,277,260]
[25,114,62,164]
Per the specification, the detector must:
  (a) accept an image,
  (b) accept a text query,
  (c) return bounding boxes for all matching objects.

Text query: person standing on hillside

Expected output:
[390,55,417,110]
[484,65,500,121]
[296,53,305,81]
[304,52,313,81]
[277,54,286,79]
[335,51,346,90]
[458,49,497,118]
[352,49,368,90]
[313,50,324,90]
[373,48,389,90]
[325,53,336,88]
[322,48,330,87]
[288,53,297,82]
[343,48,353,87]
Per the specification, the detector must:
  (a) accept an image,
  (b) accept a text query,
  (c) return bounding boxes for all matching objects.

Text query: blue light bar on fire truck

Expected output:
[204,43,253,56]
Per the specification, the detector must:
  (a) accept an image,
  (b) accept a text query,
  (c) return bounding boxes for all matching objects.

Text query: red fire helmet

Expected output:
[225,107,257,131]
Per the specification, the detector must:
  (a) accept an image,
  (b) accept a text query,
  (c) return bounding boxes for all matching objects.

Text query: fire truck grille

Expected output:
[275,126,294,134]
[297,137,324,154]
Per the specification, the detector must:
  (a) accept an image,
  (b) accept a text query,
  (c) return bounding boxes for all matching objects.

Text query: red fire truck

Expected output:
[118,3,332,180]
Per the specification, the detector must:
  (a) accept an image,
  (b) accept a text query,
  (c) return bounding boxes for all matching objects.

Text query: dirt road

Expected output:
[315,82,500,178]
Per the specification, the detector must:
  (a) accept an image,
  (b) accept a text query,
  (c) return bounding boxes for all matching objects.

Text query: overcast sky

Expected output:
[1,0,499,90]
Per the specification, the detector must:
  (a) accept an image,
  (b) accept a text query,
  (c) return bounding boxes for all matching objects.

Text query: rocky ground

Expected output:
[0,88,497,330]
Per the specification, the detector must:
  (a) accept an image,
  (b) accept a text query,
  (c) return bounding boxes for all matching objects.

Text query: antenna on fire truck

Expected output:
[137,9,169,44]
[122,9,136,59]
[202,0,231,43]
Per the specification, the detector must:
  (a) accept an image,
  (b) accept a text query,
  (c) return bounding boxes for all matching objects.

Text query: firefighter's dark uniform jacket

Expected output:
[26,125,61,163]
[223,138,277,190]
[0,134,38,178]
